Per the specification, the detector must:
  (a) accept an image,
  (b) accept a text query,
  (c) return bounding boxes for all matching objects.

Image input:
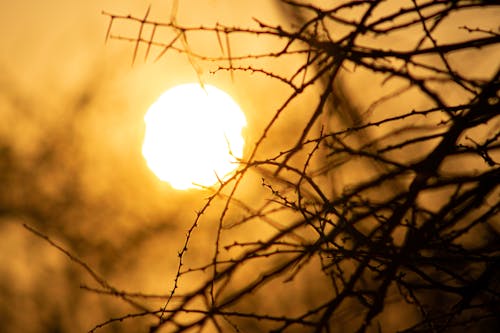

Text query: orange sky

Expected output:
[1,2,499,332]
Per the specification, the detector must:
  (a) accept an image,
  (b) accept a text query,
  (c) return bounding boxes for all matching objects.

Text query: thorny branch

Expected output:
[32,1,500,332]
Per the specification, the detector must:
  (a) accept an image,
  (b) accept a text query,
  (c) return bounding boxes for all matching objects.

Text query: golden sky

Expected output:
[1,1,499,332]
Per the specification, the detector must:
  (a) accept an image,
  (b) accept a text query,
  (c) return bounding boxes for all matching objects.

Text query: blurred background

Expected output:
[1,1,499,332]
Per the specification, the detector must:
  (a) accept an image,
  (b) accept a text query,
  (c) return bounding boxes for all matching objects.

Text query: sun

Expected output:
[142,84,247,190]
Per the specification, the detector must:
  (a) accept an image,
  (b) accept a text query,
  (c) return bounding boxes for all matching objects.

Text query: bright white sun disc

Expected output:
[142,84,247,190]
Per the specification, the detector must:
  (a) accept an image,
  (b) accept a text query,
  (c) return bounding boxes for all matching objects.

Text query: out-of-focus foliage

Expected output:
[0,27,204,331]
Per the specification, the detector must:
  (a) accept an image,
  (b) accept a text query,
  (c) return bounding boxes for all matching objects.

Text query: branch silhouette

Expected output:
[33,1,499,332]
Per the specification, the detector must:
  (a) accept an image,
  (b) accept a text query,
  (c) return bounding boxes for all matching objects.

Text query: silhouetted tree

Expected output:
[26,1,499,332]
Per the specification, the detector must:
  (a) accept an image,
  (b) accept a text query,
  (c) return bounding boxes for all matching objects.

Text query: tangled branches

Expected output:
[85,0,500,332]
